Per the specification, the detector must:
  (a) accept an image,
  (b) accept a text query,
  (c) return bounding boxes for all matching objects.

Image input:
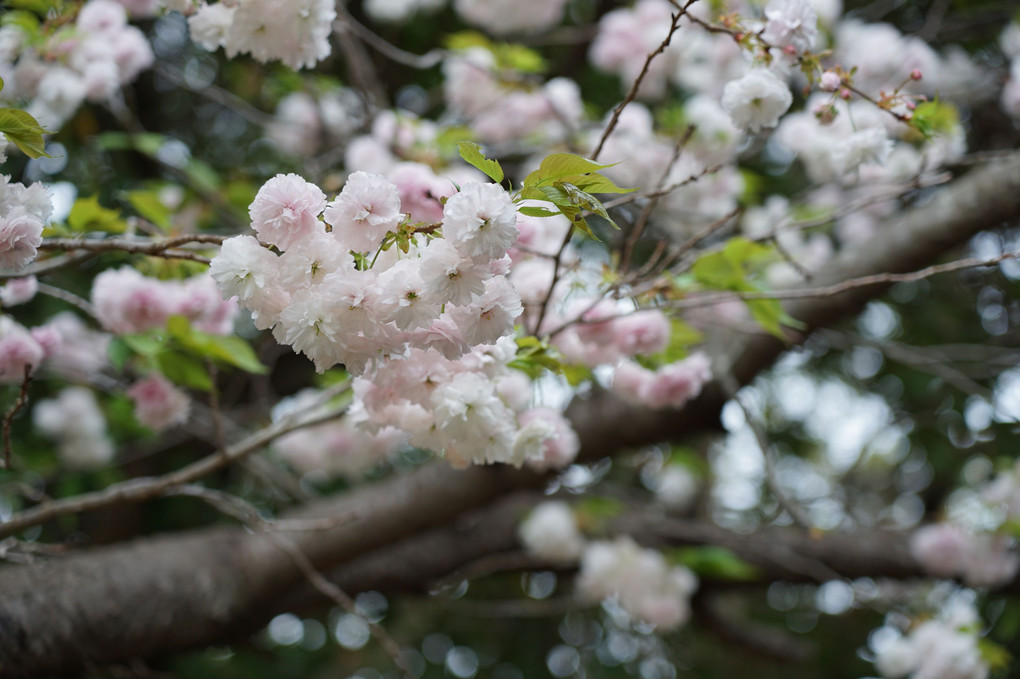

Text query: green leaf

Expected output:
[122,334,164,358]
[517,206,559,218]
[166,315,267,374]
[457,141,504,184]
[523,153,615,189]
[560,362,593,387]
[978,638,1011,671]
[691,237,774,289]
[68,195,127,233]
[575,496,625,532]
[4,0,61,14]
[561,173,635,195]
[561,183,620,230]
[107,338,132,371]
[125,190,172,230]
[444,30,492,52]
[668,546,759,581]
[646,319,703,366]
[156,350,213,391]
[0,10,40,34]
[910,100,959,140]
[494,43,546,74]
[0,107,49,158]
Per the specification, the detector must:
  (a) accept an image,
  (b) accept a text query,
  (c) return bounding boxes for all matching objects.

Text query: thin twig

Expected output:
[0,252,98,280]
[2,367,32,470]
[36,283,98,318]
[0,381,351,539]
[340,11,446,69]
[38,234,227,256]
[660,248,1020,312]
[713,361,814,530]
[619,125,696,275]
[590,1,694,161]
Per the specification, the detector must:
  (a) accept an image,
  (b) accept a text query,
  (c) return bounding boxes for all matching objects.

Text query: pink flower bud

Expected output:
[820,71,840,92]
[910,68,923,80]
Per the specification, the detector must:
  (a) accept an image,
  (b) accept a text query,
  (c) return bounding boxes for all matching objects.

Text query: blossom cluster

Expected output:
[127,373,191,432]
[185,0,336,71]
[0,0,154,130]
[91,268,237,336]
[517,501,586,564]
[0,175,53,272]
[873,602,989,679]
[33,387,114,470]
[0,307,111,385]
[518,503,698,631]
[442,47,584,146]
[210,171,580,468]
[578,536,699,632]
[1001,22,1020,118]
[453,0,571,36]
[909,460,1020,588]
[267,89,367,159]
[271,389,407,479]
[909,523,1019,588]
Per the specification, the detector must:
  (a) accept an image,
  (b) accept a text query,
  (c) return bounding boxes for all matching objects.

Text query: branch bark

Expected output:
[1,152,1019,676]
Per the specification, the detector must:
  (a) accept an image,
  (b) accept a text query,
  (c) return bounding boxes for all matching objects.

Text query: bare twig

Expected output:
[39,234,227,256]
[0,252,98,280]
[663,249,1020,312]
[619,125,696,275]
[339,10,446,69]
[0,382,351,539]
[2,367,32,470]
[714,362,814,530]
[590,1,693,161]
[36,283,98,318]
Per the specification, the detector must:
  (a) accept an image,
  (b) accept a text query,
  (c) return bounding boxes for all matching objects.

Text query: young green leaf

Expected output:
[523,153,615,188]
[68,196,127,233]
[458,141,504,184]
[0,107,49,158]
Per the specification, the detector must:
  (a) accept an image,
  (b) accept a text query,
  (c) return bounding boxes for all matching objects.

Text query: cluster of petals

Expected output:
[350,341,577,468]
[453,0,570,35]
[267,90,366,158]
[909,523,1019,588]
[0,176,52,272]
[272,389,407,479]
[186,0,335,70]
[578,536,699,631]
[647,463,701,511]
[720,68,794,133]
[874,603,989,679]
[0,275,38,307]
[442,49,584,145]
[761,0,820,55]
[612,353,712,410]
[363,0,445,24]
[1001,24,1020,118]
[0,0,154,130]
[212,171,585,469]
[213,172,525,375]
[91,267,237,335]
[127,374,191,431]
[518,501,585,563]
[33,387,114,470]
[0,310,109,384]
[0,316,46,382]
